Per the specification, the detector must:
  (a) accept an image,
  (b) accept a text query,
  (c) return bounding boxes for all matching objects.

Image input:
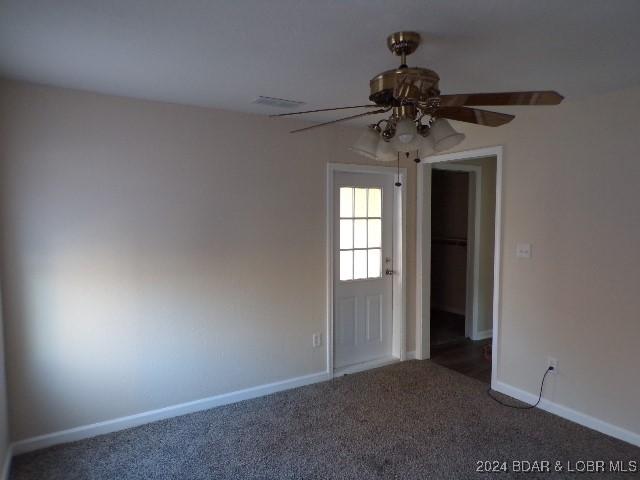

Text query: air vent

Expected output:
[252,96,306,109]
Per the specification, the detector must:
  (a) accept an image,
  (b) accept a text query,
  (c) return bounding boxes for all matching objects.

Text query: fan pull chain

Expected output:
[395,153,402,187]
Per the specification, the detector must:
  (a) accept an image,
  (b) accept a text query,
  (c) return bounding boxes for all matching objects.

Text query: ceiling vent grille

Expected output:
[252,96,306,109]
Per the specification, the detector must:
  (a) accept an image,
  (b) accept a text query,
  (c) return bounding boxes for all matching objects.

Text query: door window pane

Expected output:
[367,219,381,248]
[340,250,353,281]
[338,185,385,281]
[368,249,382,278]
[354,188,367,217]
[340,187,353,217]
[353,219,367,249]
[340,219,353,249]
[368,188,382,218]
[354,250,367,279]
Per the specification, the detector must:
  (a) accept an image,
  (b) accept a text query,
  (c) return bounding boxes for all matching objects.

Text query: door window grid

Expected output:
[339,187,382,281]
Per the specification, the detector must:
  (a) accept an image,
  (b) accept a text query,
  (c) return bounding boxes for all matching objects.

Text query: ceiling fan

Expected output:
[271,31,563,162]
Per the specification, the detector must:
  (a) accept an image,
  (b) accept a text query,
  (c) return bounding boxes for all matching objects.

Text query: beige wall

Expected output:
[2,77,638,443]
[0,80,418,440]
[446,87,640,435]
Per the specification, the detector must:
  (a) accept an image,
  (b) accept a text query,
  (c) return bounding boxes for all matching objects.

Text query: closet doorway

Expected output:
[430,167,473,347]
[416,150,500,385]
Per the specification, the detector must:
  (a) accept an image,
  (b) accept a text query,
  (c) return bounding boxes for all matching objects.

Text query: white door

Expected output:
[334,171,394,369]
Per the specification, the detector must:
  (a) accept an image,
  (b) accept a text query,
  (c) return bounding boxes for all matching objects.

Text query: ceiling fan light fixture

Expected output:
[392,127,424,153]
[394,118,417,144]
[430,118,466,152]
[418,134,436,157]
[375,138,396,162]
[273,30,563,159]
[349,125,380,159]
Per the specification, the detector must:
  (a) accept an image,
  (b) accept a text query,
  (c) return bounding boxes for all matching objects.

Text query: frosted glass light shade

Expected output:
[349,127,379,159]
[375,139,396,162]
[393,133,423,153]
[395,118,416,144]
[430,119,466,152]
[417,134,436,157]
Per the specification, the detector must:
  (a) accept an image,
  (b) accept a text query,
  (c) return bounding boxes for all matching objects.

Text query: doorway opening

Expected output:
[327,164,406,377]
[416,147,502,387]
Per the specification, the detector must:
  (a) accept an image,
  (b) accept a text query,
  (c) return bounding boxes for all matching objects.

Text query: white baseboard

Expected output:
[2,444,12,480]
[333,356,399,377]
[13,365,637,463]
[11,370,330,456]
[406,350,417,360]
[472,329,492,340]
[493,381,640,447]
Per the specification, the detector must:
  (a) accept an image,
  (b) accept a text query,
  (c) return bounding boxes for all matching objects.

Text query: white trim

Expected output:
[420,146,503,165]
[493,381,640,447]
[333,356,399,377]
[11,371,330,456]
[430,163,482,341]
[491,148,503,388]
[415,146,503,384]
[2,444,12,480]
[415,163,426,359]
[326,163,407,377]
[406,350,417,360]
[474,329,493,340]
[326,166,334,376]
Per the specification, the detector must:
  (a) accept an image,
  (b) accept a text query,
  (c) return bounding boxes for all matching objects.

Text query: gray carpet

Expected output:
[10,361,639,479]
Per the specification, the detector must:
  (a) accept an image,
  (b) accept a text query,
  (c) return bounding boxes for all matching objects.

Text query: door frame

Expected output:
[326,163,407,377]
[430,163,482,340]
[416,146,503,389]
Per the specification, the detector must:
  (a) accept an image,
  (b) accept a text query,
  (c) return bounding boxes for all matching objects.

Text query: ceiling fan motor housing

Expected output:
[369,67,441,107]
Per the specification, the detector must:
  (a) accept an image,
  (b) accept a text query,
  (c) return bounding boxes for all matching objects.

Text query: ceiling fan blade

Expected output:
[436,106,515,127]
[289,108,389,134]
[439,90,563,107]
[270,104,382,117]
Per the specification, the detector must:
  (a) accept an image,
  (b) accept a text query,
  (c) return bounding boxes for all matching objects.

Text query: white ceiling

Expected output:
[1,0,640,125]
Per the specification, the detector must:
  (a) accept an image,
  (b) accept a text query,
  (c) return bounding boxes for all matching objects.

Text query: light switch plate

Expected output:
[516,243,532,258]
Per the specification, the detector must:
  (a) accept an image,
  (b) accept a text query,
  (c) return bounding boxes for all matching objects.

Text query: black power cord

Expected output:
[487,366,554,410]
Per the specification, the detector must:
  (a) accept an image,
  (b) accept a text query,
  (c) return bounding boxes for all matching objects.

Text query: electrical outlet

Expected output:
[547,357,558,372]
[516,243,532,258]
[312,333,322,348]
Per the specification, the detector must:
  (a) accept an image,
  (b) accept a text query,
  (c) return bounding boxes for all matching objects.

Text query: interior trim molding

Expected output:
[11,371,330,456]
[493,381,640,447]
[473,329,493,341]
[406,350,417,360]
[416,145,504,393]
[2,444,12,480]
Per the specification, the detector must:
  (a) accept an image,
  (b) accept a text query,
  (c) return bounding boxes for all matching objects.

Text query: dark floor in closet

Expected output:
[430,309,492,383]
[431,338,492,384]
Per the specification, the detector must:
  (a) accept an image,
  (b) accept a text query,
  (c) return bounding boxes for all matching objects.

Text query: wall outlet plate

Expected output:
[312,333,322,348]
[547,357,558,372]
[516,243,532,258]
